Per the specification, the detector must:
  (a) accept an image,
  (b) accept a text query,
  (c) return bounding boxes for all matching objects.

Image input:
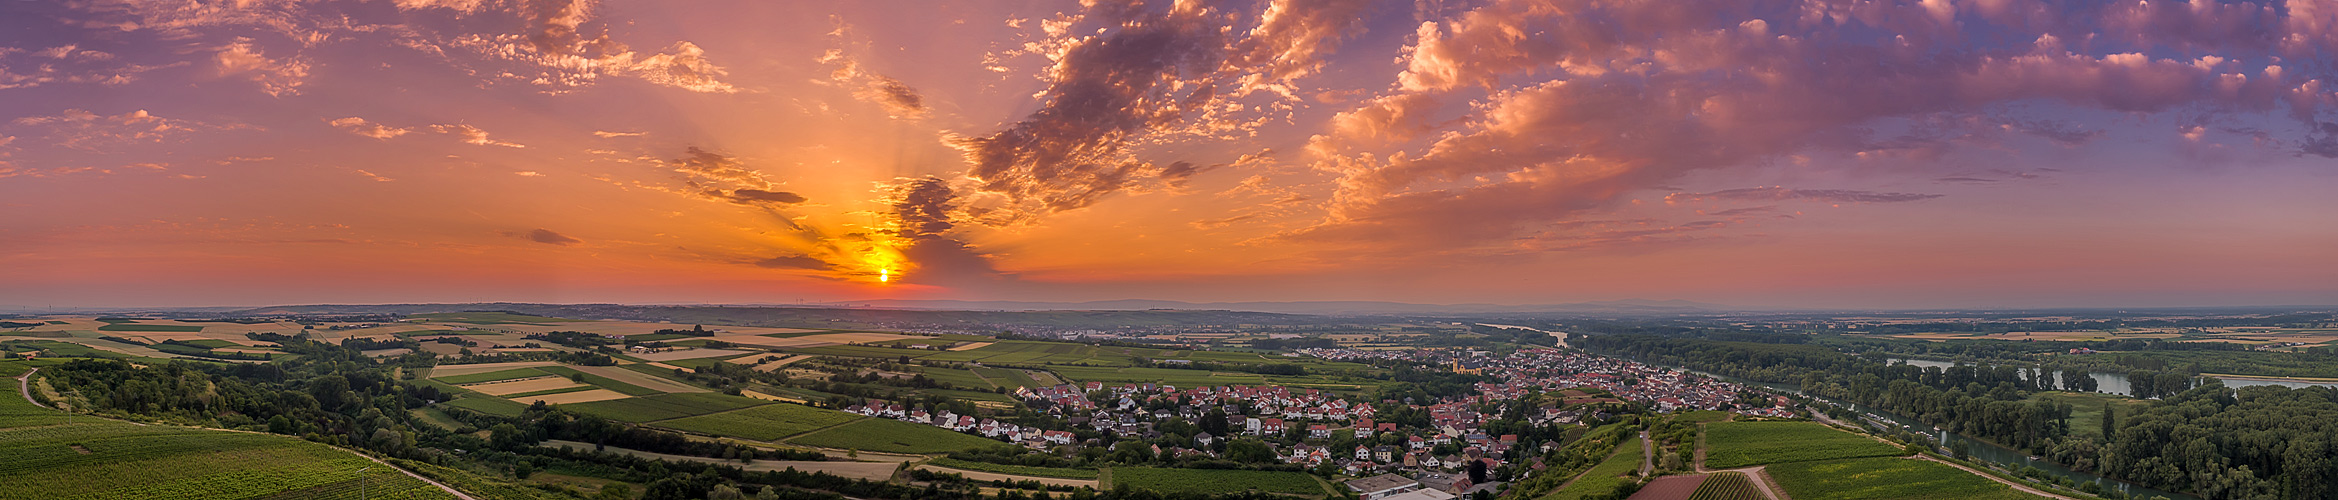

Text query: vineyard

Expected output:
[0,379,457,500]
[786,417,1009,453]
[1545,437,1645,500]
[1105,467,1327,496]
[654,402,863,441]
[1766,458,2040,500]
[927,457,1100,479]
[563,392,768,422]
[1702,421,1903,469]
[1686,472,1765,500]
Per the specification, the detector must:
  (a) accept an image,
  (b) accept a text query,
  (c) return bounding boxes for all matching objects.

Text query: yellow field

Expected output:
[566,364,706,393]
[948,342,995,351]
[632,348,752,362]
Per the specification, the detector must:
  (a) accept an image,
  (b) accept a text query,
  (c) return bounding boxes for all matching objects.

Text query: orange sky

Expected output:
[2,0,2336,309]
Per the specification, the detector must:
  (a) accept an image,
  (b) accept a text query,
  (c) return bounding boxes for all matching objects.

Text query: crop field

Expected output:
[407,312,586,324]
[921,341,1120,364]
[654,403,862,441]
[785,344,940,359]
[1631,474,1709,500]
[914,366,997,389]
[786,417,1007,454]
[1106,467,1325,496]
[514,389,628,405]
[1676,410,1733,423]
[463,377,584,396]
[95,322,208,332]
[1766,458,2039,500]
[562,392,768,422]
[927,458,1099,479]
[1702,422,1903,469]
[1,384,455,500]
[533,366,662,396]
[440,396,529,417]
[1685,472,1764,500]
[970,366,1044,388]
[434,367,551,385]
[1546,436,1644,500]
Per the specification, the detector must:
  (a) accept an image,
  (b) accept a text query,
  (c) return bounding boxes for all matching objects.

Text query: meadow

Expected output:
[433,367,552,385]
[1765,457,2039,500]
[1701,421,1904,469]
[1105,467,1326,496]
[561,393,768,422]
[653,403,863,441]
[1545,437,1644,500]
[785,417,1007,454]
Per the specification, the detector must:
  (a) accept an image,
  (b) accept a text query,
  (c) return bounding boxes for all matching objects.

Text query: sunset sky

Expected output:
[3,0,2336,309]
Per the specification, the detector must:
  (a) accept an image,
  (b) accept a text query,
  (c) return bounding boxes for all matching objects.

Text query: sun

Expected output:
[879,268,890,283]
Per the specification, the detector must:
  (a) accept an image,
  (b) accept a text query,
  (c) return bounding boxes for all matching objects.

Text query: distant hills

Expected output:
[802,298,1729,315]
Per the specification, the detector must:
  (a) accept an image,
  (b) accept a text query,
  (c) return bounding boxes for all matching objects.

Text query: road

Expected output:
[15,367,477,500]
[1638,431,1654,476]
[1913,455,2077,500]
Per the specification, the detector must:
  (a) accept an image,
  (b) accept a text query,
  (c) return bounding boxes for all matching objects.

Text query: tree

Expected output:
[1468,458,1488,484]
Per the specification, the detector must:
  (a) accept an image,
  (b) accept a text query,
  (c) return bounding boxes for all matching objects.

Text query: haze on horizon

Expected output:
[2,0,2336,310]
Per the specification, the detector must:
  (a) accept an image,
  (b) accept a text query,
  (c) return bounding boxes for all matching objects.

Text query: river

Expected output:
[1887,358,2338,398]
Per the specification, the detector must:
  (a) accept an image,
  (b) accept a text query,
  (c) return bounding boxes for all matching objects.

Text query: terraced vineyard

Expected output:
[1702,421,1903,469]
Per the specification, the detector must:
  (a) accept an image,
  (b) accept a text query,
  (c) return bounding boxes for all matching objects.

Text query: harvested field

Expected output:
[569,364,706,393]
[1628,474,1708,500]
[750,355,809,372]
[631,348,751,362]
[466,376,589,396]
[518,389,630,405]
[948,342,995,351]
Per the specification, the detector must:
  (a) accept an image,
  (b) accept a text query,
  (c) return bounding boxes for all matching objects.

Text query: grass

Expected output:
[972,367,1045,388]
[2027,391,2149,440]
[913,366,998,390]
[786,417,1007,454]
[95,323,206,332]
[1703,421,1903,469]
[653,403,863,441]
[1545,436,1644,500]
[535,366,662,396]
[440,397,530,417]
[432,368,550,385]
[0,377,457,500]
[663,357,732,370]
[561,393,767,422]
[1106,467,1324,496]
[502,386,597,398]
[409,408,466,431]
[927,458,1099,479]
[1766,457,2040,500]
[1676,410,1733,423]
[1687,472,1764,500]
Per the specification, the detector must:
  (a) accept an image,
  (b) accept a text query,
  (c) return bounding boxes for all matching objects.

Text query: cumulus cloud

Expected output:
[214,41,308,96]
[12,109,237,151]
[431,124,524,148]
[819,46,928,118]
[592,130,647,138]
[328,117,410,139]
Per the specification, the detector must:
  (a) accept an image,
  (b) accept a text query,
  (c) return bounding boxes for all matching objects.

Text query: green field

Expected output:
[2027,392,2149,440]
[786,417,1007,454]
[431,368,550,385]
[1107,467,1325,496]
[561,393,766,422]
[653,403,862,441]
[1687,472,1764,500]
[1676,410,1733,423]
[1702,421,1903,469]
[921,341,1122,365]
[534,366,662,396]
[1,373,457,500]
[913,366,998,390]
[1545,436,1644,500]
[785,344,941,359]
[1766,458,2040,500]
[927,458,1099,479]
[440,396,530,417]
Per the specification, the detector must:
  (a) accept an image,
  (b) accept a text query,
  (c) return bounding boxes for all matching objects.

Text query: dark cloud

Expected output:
[522,228,580,245]
[725,189,806,205]
[1934,177,2000,183]
[1667,188,1944,204]
[884,177,1004,285]
[859,76,925,117]
[754,255,832,270]
[1706,206,1777,217]
[892,177,956,239]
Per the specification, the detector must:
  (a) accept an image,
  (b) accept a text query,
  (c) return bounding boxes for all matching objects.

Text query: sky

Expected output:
[1,0,2336,310]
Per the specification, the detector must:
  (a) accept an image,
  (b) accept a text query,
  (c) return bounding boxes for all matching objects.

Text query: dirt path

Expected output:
[914,464,1100,488]
[1913,455,2076,500]
[16,367,476,500]
[1639,430,1655,476]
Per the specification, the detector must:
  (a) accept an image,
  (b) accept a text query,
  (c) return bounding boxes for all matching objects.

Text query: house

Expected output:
[1355,420,1376,438]
[1409,435,1428,450]
[1309,424,1332,439]
[1245,417,1263,434]
[1196,432,1216,446]
[1262,418,1285,435]
[1043,430,1076,445]
[1374,445,1398,463]
[1343,474,1423,500]
[1355,445,1373,460]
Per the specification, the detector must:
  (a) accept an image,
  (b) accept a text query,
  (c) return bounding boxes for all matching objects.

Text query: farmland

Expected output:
[1544,436,1644,500]
[1686,472,1764,500]
[560,393,769,422]
[926,458,1100,479]
[785,417,1009,454]
[432,367,553,385]
[1105,467,1327,496]
[653,403,863,441]
[1701,421,1904,469]
[1765,457,2042,500]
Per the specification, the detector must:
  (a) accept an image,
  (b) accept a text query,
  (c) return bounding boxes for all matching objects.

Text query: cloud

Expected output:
[592,130,647,138]
[213,41,308,96]
[753,255,833,270]
[328,117,410,139]
[512,228,581,245]
[817,23,928,119]
[12,109,236,151]
[430,124,524,148]
[1665,188,1944,204]
[354,169,394,182]
[722,189,806,205]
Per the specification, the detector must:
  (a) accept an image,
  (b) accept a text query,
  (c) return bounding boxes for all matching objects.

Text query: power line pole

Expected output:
[357,466,372,500]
